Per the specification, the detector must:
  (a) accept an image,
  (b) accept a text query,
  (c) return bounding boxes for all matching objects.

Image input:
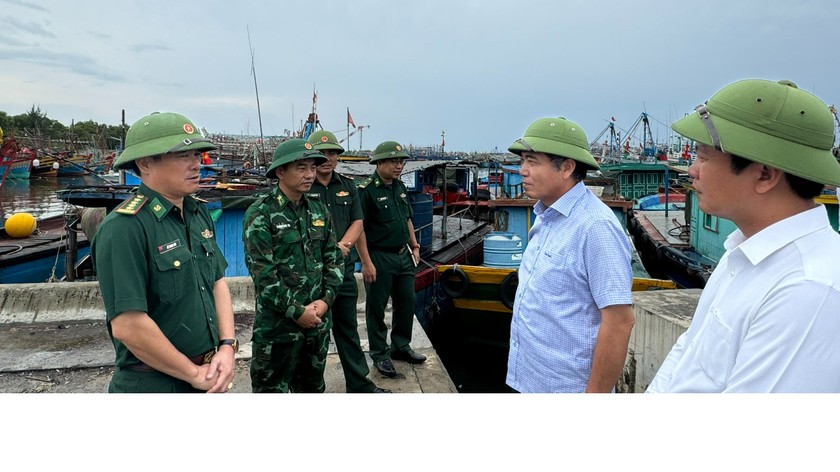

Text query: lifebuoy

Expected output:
[500,270,519,310]
[440,266,469,298]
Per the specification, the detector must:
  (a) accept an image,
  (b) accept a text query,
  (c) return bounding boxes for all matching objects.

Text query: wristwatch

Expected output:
[218,338,239,353]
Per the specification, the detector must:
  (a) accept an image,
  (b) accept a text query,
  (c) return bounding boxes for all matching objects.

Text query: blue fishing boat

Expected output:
[0,213,91,284]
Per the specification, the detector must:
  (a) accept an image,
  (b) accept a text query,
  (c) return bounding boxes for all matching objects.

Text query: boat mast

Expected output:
[247,26,266,167]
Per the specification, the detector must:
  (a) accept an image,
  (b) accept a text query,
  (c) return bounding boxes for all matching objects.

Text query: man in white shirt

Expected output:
[647,79,840,393]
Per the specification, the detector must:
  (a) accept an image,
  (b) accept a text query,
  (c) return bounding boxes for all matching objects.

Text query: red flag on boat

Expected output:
[347,109,356,128]
[611,116,616,122]
[313,91,317,105]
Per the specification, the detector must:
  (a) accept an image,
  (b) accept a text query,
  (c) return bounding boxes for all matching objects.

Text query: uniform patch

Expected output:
[336,191,349,197]
[312,219,325,227]
[275,223,291,230]
[153,204,162,212]
[201,229,213,238]
[158,239,182,254]
[115,194,148,215]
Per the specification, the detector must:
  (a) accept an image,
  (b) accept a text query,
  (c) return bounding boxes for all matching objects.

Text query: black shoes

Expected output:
[391,348,427,364]
[374,359,397,378]
[372,387,392,393]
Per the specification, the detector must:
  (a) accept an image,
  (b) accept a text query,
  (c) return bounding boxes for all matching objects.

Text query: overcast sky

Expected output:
[1,0,838,153]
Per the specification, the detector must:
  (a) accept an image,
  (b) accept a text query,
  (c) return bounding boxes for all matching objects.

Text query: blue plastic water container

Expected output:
[409,193,434,258]
[483,231,524,268]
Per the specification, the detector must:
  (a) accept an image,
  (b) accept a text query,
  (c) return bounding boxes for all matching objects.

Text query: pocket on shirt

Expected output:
[152,246,193,303]
[374,200,395,222]
[696,309,735,388]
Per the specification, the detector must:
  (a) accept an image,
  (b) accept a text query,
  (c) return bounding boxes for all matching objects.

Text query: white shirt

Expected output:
[647,205,840,393]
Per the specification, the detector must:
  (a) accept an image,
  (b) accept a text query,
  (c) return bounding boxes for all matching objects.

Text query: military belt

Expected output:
[125,350,215,372]
[370,245,407,254]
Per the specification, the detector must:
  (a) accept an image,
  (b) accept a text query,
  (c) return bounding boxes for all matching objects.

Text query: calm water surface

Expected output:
[0,175,112,223]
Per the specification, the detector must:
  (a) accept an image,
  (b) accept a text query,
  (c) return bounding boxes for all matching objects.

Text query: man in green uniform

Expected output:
[357,140,426,379]
[243,138,343,393]
[307,130,391,393]
[92,111,237,393]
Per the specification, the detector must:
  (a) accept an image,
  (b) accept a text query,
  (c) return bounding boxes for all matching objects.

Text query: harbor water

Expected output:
[0,175,110,223]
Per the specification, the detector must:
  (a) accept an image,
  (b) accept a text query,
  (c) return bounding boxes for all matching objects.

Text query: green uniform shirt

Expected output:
[242,186,343,342]
[92,183,228,368]
[358,171,414,249]
[307,171,363,264]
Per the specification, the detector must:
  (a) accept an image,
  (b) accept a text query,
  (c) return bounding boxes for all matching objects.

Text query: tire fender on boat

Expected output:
[500,270,519,310]
[440,265,470,298]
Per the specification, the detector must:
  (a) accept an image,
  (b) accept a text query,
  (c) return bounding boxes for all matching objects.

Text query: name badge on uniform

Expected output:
[158,239,181,254]
[276,223,291,230]
[377,196,388,202]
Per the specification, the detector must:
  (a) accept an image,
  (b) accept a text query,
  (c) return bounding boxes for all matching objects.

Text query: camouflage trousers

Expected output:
[250,332,330,393]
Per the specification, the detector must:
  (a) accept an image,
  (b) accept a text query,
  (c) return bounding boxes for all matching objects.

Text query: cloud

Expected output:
[0,0,47,12]
[0,15,55,38]
[0,48,123,83]
[129,44,172,53]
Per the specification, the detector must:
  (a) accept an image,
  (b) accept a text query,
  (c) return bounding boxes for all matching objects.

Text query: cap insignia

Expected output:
[320,136,328,142]
[183,123,195,134]
[304,142,313,150]
[395,145,402,151]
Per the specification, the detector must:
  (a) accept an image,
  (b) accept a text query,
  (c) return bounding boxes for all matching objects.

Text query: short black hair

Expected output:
[548,154,591,183]
[729,154,824,199]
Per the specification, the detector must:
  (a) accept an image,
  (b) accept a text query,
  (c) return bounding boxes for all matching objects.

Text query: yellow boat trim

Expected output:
[436,264,516,285]
[452,298,512,313]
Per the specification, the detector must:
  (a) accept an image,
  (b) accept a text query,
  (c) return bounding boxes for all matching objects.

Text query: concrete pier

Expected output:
[0,274,457,393]
[0,275,702,393]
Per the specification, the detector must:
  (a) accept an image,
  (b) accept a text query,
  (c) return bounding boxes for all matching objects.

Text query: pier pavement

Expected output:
[0,274,457,393]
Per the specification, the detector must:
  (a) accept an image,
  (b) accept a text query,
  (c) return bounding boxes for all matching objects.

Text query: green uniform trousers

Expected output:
[332,262,376,392]
[109,368,202,393]
[365,249,416,362]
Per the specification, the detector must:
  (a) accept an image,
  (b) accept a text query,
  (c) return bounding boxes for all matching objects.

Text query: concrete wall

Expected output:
[619,289,701,393]
[0,275,371,325]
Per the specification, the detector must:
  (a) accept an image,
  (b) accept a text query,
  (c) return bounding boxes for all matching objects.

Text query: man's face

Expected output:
[277,159,317,198]
[518,151,571,206]
[688,143,753,220]
[376,158,405,182]
[316,149,339,178]
[140,150,203,200]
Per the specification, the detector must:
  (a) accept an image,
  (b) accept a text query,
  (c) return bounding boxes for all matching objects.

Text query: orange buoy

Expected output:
[4,213,37,238]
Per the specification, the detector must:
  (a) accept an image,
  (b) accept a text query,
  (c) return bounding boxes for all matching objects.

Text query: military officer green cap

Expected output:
[114,112,217,170]
[672,78,840,186]
[370,140,410,163]
[508,117,600,170]
[266,138,327,175]
[308,130,345,154]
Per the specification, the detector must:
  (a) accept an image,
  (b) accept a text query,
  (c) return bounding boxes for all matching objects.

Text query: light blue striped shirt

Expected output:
[506,181,633,393]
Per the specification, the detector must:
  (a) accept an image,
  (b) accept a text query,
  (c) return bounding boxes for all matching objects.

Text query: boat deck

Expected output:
[634,210,690,247]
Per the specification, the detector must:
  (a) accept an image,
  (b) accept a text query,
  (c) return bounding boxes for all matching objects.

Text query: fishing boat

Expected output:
[0,212,91,284]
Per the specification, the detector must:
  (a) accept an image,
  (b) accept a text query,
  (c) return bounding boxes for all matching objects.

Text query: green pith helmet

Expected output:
[266,138,327,175]
[508,117,599,170]
[113,112,217,170]
[672,78,840,186]
[370,140,410,163]
[307,130,345,154]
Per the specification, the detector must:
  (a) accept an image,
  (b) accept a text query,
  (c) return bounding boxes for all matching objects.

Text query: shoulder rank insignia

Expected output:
[358,176,373,189]
[336,191,349,197]
[201,229,213,238]
[312,219,325,227]
[115,194,148,215]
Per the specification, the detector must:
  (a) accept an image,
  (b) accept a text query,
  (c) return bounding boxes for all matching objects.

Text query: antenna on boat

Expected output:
[247,25,266,167]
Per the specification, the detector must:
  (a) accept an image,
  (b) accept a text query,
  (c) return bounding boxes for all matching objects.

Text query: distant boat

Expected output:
[0,213,91,283]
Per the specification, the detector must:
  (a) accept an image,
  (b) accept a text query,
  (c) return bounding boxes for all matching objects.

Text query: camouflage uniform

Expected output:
[243,186,343,393]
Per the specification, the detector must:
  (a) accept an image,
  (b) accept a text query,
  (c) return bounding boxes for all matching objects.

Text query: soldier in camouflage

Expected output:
[243,138,343,393]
